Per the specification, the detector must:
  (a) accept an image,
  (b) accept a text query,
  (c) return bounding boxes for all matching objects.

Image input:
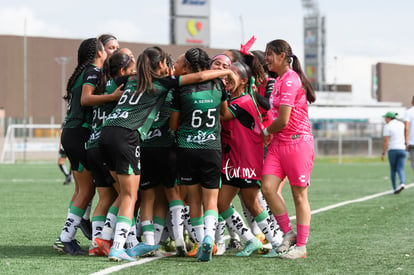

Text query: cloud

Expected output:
[0,6,70,37]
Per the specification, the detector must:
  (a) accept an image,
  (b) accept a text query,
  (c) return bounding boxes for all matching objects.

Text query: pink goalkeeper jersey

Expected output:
[221,94,264,180]
[269,68,313,145]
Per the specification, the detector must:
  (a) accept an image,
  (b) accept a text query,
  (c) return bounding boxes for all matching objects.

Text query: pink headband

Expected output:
[212,54,232,66]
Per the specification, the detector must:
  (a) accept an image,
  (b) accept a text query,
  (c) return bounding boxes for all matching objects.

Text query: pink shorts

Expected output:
[262,139,314,187]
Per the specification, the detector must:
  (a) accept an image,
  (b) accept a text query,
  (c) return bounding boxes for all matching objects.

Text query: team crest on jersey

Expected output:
[186,130,216,144]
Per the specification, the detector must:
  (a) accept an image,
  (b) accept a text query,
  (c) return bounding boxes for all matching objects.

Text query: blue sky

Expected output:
[1,0,414,101]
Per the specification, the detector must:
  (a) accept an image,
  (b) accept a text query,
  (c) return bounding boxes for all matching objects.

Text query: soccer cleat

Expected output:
[197,235,213,262]
[276,229,297,254]
[212,242,217,255]
[263,246,282,258]
[108,247,136,262]
[279,245,307,259]
[53,238,85,255]
[236,237,263,257]
[187,242,199,257]
[227,238,242,250]
[126,242,160,258]
[89,241,105,256]
[79,218,92,240]
[175,237,187,257]
[215,241,226,255]
[94,237,113,256]
[175,245,187,257]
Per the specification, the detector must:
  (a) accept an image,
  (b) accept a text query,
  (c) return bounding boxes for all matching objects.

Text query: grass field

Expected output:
[0,158,413,274]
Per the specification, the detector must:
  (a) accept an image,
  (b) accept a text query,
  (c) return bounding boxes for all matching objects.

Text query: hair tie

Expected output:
[290,54,296,59]
[240,35,257,55]
[102,36,117,46]
[232,62,248,79]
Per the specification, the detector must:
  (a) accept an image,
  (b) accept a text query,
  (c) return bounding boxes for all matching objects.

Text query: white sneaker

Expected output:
[280,245,307,259]
[394,184,405,194]
[276,229,297,253]
[215,242,226,255]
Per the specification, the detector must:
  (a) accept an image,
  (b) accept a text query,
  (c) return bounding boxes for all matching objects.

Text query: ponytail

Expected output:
[266,39,316,104]
[65,38,102,100]
[135,46,167,94]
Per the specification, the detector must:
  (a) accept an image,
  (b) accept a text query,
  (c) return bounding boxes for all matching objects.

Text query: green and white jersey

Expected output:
[63,64,101,129]
[86,76,129,150]
[103,76,180,141]
[141,90,175,148]
[171,80,227,150]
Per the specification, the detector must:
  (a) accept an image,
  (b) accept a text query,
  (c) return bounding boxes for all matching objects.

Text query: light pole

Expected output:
[54,57,71,123]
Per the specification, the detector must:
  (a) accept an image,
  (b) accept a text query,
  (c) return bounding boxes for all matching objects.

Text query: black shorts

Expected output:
[99,126,141,175]
[61,127,91,171]
[87,147,115,188]
[177,148,221,189]
[140,146,178,190]
[221,173,261,189]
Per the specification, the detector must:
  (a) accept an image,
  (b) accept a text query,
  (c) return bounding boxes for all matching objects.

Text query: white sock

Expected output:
[112,216,131,250]
[91,217,105,241]
[223,207,254,242]
[169,201,185,244]
[142,220,155,245]
[101,209,117,241]
[125,218,139,249]
[204,211,218,240]
[82,200,92,220]
[60,212,82,242]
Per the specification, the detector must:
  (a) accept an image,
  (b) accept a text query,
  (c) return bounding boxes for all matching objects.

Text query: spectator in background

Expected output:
[381,111,407,194]
[404,96,414,171]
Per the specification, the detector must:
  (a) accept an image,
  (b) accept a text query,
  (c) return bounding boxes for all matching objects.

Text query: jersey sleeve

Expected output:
[216,79,228,102]
[265,78,275,98]
[228,103,243,118]
[158,76,180,90]
[279,74,302,107]
[83,67,101,88]
[170,88,180,112]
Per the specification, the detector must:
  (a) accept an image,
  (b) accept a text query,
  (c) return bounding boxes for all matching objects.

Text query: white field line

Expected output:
[290,182,414,220]
[86,182,411,275]
[89,256,167,275]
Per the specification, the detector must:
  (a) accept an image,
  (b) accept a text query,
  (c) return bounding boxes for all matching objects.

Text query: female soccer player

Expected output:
[169,48,231,262]
[261,39,316,259]
[219,59,283,257]
[86,51,136,256]
[99,34,120,57]
[53,37,123,255]
[99,46,236,262]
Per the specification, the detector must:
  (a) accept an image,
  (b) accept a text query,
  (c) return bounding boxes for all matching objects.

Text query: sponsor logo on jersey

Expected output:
[186,130,216,144]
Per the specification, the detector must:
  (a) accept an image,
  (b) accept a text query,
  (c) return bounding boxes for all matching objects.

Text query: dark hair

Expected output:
[109,52,132,77]
[185,48,210,73]
[233,61,263,122]
[266,39,316,103]
[251,50,277,78]
[135,46,167,94]
[96,52,132,95]
[243,54,265,87]
[98,34,117,46]
[226,49,244,63]
[65,38,103,100]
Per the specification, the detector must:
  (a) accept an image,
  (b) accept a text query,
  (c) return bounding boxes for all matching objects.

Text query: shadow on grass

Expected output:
[0,246,91,259]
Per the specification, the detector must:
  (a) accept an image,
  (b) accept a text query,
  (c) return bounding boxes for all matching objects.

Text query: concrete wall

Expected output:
[376,62,414,108]
[0,35,225,124]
